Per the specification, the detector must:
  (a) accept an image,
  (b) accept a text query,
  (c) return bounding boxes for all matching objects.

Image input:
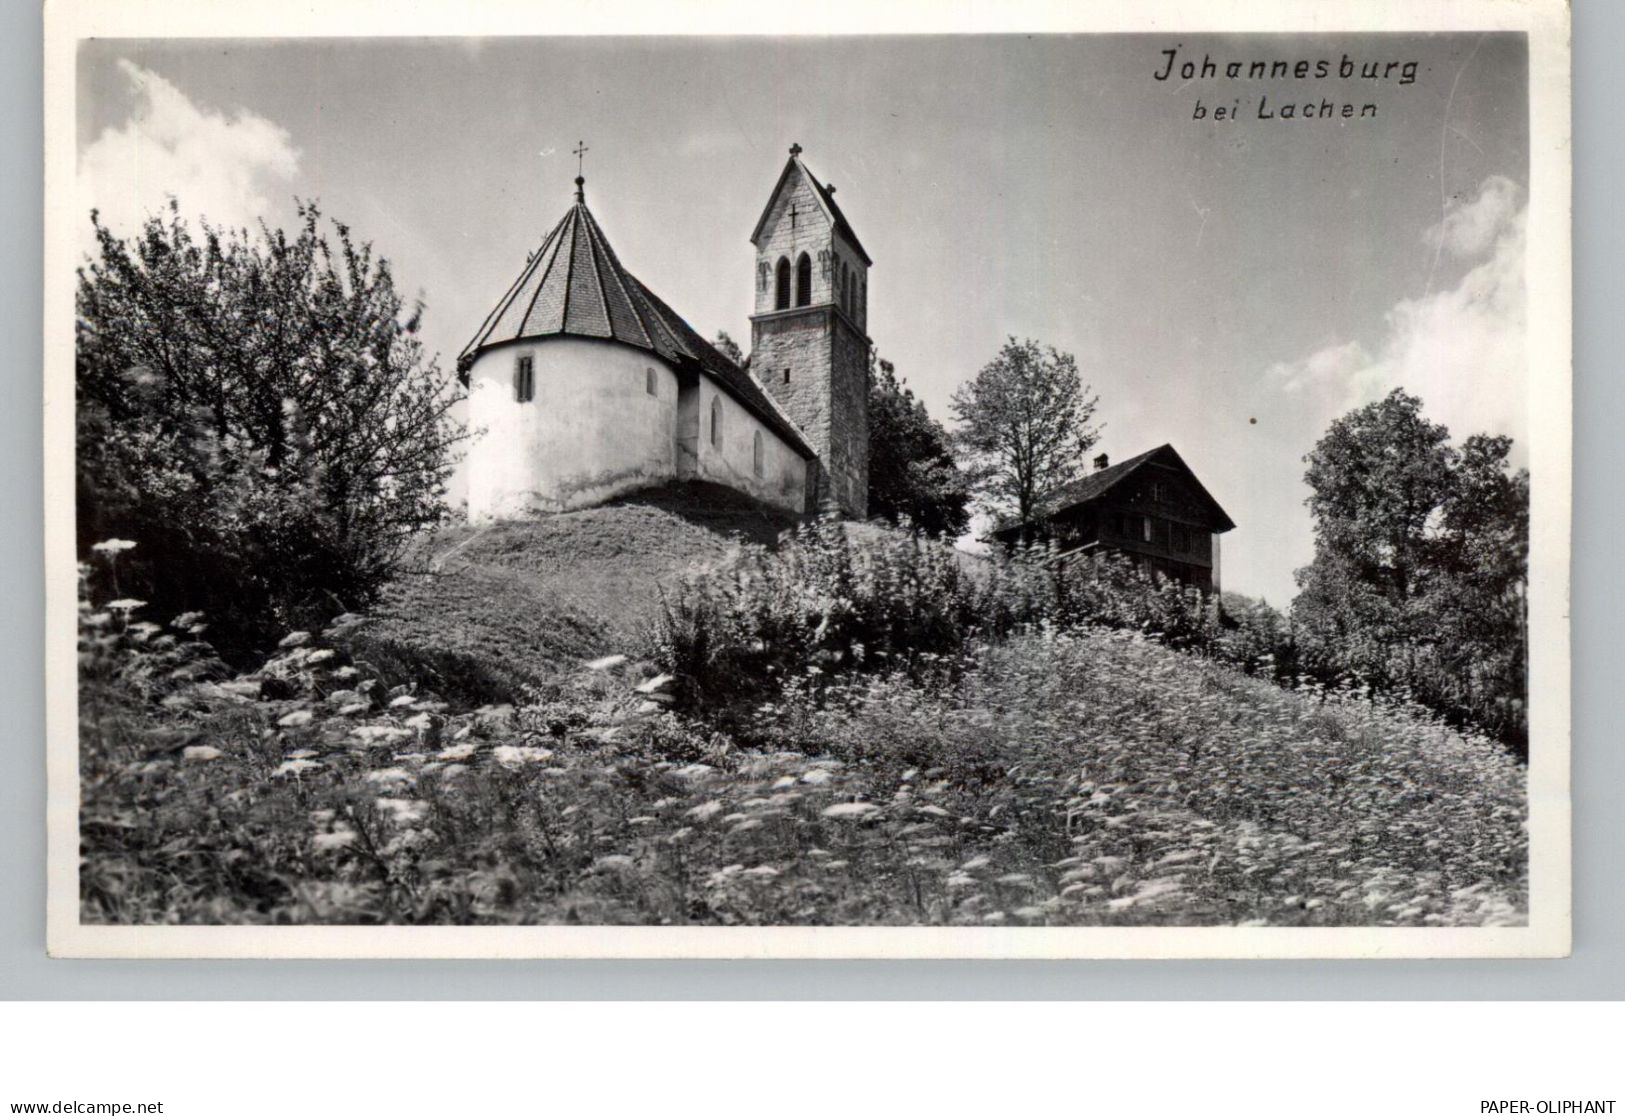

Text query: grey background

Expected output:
[4,5,1617,999]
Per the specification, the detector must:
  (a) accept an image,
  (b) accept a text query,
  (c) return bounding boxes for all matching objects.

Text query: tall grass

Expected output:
[77,532,1526,928]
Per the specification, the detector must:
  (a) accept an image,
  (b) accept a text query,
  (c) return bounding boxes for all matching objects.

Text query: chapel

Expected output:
[457,144,871,522]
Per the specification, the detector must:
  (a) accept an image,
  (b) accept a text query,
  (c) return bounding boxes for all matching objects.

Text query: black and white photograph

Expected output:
[43,3,1572,958]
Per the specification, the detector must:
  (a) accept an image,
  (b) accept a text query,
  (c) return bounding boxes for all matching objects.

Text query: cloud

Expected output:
[78,61,300,241]
[1424,174,1522,260]
[1266,175,1527,456]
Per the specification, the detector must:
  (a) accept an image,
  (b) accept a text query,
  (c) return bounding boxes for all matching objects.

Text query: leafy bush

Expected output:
[645,511,1218,709]
[76,201,465,662]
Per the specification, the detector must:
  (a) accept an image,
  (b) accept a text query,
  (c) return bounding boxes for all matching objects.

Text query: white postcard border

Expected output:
[43,0,1572,960]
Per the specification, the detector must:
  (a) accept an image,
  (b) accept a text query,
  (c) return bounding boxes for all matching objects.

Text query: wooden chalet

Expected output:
[991,444,1236,593]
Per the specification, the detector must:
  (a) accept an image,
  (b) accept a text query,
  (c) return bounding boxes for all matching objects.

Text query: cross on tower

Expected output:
[572,140,589,201]
[789,142,803,158]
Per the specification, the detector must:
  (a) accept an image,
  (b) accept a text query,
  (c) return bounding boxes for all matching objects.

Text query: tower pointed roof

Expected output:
[459,193,814,459]
[748,146,871,265]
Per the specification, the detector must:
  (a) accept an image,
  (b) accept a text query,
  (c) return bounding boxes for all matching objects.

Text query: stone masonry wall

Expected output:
[754,176,835,315]
[828,315,869,518]
[749,307,868,517]
[751,308,833,512]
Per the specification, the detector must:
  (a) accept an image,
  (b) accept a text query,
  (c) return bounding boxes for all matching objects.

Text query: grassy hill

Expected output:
[347,481,801,701]
[76,483,1528,928]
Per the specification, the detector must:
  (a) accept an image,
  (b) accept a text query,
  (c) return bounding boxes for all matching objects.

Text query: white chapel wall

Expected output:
[466,337,680,522]
[692,376,809,515]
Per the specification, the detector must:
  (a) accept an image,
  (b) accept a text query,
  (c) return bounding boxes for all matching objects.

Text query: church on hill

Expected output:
[458,144,872,523]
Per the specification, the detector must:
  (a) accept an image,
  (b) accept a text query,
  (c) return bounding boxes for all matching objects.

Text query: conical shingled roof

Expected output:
[459,197,814,459]
[459,200,664,368]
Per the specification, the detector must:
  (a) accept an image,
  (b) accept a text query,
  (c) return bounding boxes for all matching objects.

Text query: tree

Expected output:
[1426,433,1529,748]
[949,337,1101,527]
[1295,389,1456,678]
[866,355,971,537]
[1292,388,1528,751]
[713,330,748,371]
[76,200,465,659]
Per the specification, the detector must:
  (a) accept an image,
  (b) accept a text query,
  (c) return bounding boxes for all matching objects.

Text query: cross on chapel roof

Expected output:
[572,140,590,202]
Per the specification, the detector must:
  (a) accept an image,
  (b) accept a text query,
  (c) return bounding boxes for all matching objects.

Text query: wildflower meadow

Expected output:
[77,516,1527,928]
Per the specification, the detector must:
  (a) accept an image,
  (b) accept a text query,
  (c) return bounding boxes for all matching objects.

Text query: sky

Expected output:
[75,33,1529,604]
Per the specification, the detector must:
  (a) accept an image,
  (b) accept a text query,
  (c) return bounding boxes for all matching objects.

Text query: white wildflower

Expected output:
[821,802,880,820]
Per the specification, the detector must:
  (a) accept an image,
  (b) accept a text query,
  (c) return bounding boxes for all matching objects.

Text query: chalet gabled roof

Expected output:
[999,444,1237,535]
[458,194,815,460]
[748,152,872,266]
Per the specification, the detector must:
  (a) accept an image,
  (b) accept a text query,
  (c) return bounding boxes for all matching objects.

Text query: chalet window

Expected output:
[709,396,723,449]
[1173,525,1190,553]
[1150,481,1166,501]
[645,367,658,396]
[514,355,534,403]
[753,431,764,477]
[1110,513,1126,537]
[1142,516,1153,543]
[795,253,812,307]
[775,257,792,310]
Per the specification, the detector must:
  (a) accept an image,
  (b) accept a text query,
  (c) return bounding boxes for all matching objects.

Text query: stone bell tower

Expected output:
[747,144,871,517]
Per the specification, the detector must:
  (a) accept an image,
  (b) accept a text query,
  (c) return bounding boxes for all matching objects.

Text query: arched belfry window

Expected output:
[710,396,723,449]
[752,430,764,477]
[795,253,812,307]
[774,258,791,310]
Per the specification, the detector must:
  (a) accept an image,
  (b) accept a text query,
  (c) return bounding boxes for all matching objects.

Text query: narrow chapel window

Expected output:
[753,431,764,478]
[795,253,812,307]
[783,368,791,384]
[775,258,791,310]
[710,397,723,449]
[645,367,658,396]
[514,355,534,403]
